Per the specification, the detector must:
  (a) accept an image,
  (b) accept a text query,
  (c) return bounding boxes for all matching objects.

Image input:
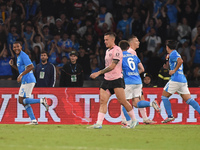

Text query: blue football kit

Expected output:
[17,51,36,84]
[169,50,187,83]
[122,51,142,85]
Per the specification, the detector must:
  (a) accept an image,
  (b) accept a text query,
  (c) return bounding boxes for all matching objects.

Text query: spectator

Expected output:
[59,50,84,87]
[82,33,96,55]
[84,0,98,24]
[21,23,34,50]
[117,12,131,39]
[56,56,68,79]
[34,51,56,87]
[41,25,53,50]
[177,17,191,40]
[12,0,25,19]
[141,27,161,55]
[25,0,39,21]
[97,5,113,31]
[143,73,154,87]
[7,25,20,49]
[60,32,73,59]
[70,33,80,52]
[191,35,200,67]
[177,39,191,63]
[77,46,91,80]
[0,44,14,80]
[0,23,7,52]
[90,56,100,74]
[30,28,45,51]
[50,18,65,36]
[0,2,10,24]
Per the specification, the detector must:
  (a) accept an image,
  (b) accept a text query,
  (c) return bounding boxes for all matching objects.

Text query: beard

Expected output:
[41,60,47,63]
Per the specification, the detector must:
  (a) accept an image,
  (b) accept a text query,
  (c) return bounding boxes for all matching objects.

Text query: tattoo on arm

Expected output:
[113,59,119,64]
[100,59,119,74]
[100,66,112,74]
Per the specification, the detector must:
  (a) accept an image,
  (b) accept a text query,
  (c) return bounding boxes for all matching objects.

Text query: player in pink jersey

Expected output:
[121,35,157,125]
[87,32,138,129]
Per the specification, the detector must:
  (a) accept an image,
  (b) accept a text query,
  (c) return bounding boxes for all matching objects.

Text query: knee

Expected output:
[18,97,24,105]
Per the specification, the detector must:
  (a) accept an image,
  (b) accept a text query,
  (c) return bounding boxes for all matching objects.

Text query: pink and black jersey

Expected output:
[127,47,137,56]
[104,45,123,80]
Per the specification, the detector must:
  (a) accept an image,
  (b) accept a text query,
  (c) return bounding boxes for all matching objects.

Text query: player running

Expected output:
[125,35,157,124]
[161,40,200,123]
[10,41,49,125]
[119,40,161,128]
[87,32,138,129]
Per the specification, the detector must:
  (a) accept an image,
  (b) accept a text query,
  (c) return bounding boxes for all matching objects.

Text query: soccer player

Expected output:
[87,32,138,129]
[121,35,157,125]
[119,40,161,128]
[161,40,200,123]
[12,41,49,125]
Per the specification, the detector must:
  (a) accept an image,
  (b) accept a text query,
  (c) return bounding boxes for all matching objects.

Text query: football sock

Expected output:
[162,96,173,118]
[122,106,131,121]
[121,105,126,122]
[25,104,36,120]
[139,108,148,120]
[127,109,137,121]
[96,112,105,125]
[23,98,41,105]
[137,101,150,108]
[186,98,200,114]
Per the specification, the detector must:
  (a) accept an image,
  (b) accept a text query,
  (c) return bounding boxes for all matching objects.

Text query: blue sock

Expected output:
[23,98,40,105]
[137,100,150,108]
[161,96,173,118]
[25,104,36,120]
[122,106,131,121]
[186,98,200,114]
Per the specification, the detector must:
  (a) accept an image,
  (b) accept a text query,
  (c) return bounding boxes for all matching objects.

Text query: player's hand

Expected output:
[17,75,22,83]
[169,70,175,75]
[90,71,100,79]
[9,59,13,66]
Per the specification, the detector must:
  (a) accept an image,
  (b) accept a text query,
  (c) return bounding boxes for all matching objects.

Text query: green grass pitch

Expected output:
[0,124,199,150]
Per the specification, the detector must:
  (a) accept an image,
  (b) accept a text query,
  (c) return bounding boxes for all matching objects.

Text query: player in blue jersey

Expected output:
[161,40,200,123]
[119,40,161,128]
[12,41,49,125]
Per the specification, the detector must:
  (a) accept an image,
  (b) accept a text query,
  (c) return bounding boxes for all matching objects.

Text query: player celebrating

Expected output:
[11,41,49,125]
[87,32,138,129]
[119,40,161,128]
[161,40,200,123]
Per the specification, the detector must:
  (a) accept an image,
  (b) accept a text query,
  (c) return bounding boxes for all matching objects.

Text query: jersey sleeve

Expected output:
[113,48,122,60]
[23,53,33,67]
[170,51,180,62]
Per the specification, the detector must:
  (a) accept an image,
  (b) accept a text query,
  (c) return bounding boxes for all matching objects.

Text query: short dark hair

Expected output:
[118,40,129,50]
[41,51,48,57]
[13,41,22,46]
[166,40,177,50]
[104,32,116,38]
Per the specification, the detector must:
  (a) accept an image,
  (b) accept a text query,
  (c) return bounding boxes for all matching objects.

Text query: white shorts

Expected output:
[124,84,142,99]
[164,80,190,95]
[18,83,35,98]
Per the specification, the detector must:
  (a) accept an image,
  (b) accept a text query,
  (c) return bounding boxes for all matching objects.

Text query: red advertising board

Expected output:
[0,87,200,124]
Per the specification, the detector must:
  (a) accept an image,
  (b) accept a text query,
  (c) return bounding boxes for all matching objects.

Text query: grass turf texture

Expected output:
[0,124,199,150]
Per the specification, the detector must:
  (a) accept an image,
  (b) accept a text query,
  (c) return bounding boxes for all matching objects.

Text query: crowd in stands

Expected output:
[0,0,200,87]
